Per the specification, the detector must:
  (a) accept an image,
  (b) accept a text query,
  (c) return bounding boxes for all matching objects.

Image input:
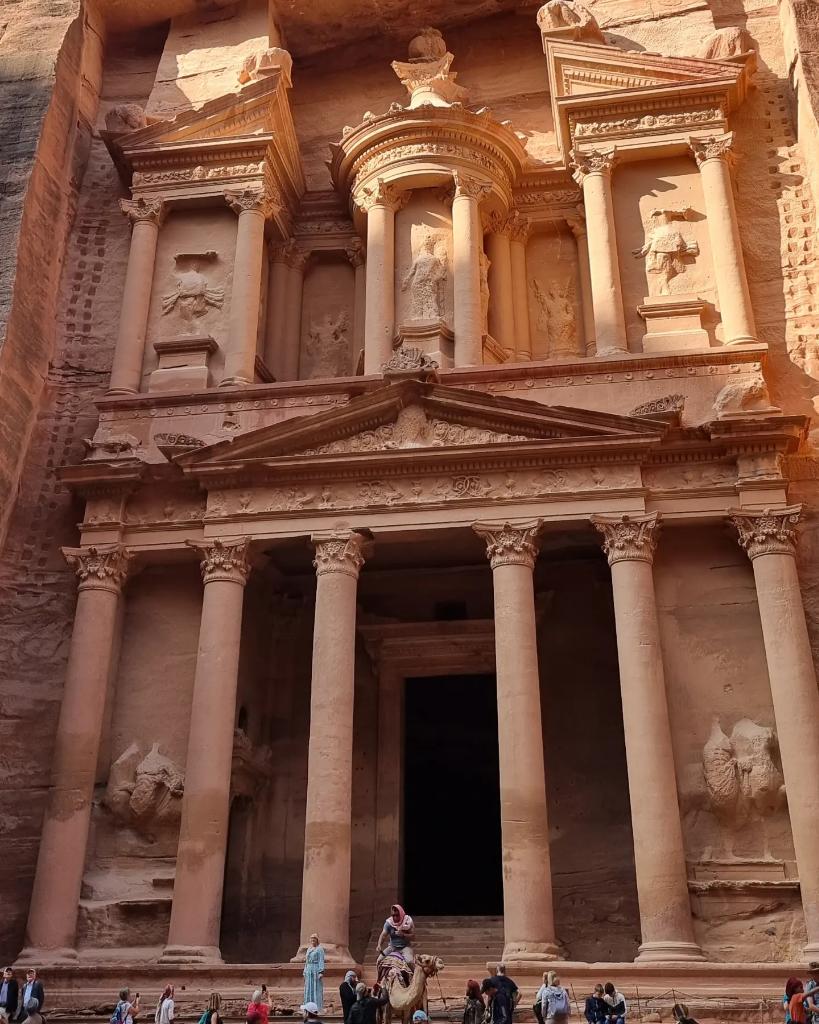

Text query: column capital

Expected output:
[354,178,408,213]
[345,238,365,268]
[566,207,587,240]
[189,538,251,584]
[452,171,492,203]
[312,530,369,578]
[591,512,660,565]
[271,238,309,270]
[570,147,617,185]
[728,505,802,559]
[473,520,543,570]
[119,196,166,227]
[506,209,531,244]
[63,544,132,592]
[689,132,734,167]
[224,186,280,218]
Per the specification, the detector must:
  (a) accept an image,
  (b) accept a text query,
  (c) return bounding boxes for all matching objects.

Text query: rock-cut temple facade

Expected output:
[2,0,819,1015]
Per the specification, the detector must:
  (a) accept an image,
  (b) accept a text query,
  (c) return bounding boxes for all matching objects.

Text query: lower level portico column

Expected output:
[453,172,491,367]
[591,513,704,962]
[163,539,250,963]
[20,546,131,962]
[294,531,368,962]
[474,521,559,961]
[729,506,819,956]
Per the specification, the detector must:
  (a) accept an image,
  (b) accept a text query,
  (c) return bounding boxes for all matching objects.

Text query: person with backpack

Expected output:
[198,994,222,1024]
[112,989,139,1024]
[541,972,571,1024]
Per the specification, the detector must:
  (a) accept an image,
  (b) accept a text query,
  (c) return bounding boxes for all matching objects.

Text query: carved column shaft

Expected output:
[164,540,250,963]
[572,152,628,355]
[591,514,704,962]
[295,531,368,961]
[691,135,756,345]
[347,240,366,364]
[729,506,819,954]
[508,213,532,360]
[22,546,131,959]
[474,521,559,961]
[568,214,596,356]
[282,246,309,381]
[486,218,516,357]
[359,180,404,375]
[452,174,490,367]
[109,199,165,395]
[264,244,291,377]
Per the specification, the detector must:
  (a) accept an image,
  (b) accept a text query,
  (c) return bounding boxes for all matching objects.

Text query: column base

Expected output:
[725,335,758,345]
[802,941,819,964]
[105,386,139,397]
[160,944,223,964]
[291,942,354,964]
[502,940,561,962]
[595,344,629,357]
[218,376,252,388]
[635,940,706,963]
[15,945,78,965]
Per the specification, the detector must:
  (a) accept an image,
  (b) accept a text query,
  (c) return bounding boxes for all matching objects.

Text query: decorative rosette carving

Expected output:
[473,520,543,569]
[312,531,368,578]
[728,505,802,560]
[190,538,251,584]
[119,197,166,227]
[224,186,280,218]
[452,171,492,202]
[570,147,616,185]
[689,132,734,167]
[354,178,408,213]
[63,545,132,591]
[590,512,660,565]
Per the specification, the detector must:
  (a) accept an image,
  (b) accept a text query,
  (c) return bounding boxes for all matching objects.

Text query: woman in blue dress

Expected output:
[303,934,325,1009]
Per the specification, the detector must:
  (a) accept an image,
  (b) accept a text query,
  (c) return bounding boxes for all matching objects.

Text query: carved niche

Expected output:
[632,208,699,296]
[103,743,185,836]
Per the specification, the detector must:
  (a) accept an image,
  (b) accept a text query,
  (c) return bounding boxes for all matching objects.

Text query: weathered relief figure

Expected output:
[306,310,350,378]
[402,232,448,321]
[531,277,578,357]
[161,256,224,324]
[536,0,605,41]
[632,208,699,295]
[103,743,185,835]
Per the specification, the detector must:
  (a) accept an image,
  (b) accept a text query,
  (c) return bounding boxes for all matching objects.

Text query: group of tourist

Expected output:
[0,968,44,1024]
[784,977,819,1024]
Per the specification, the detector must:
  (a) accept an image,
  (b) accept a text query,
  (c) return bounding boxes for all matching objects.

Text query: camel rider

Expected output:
[377,904,416,965]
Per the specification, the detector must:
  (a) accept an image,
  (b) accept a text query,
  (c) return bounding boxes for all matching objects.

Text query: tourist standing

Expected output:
[348,984,388,1024]
[303,935,325,1010]
[156,986,174,1024]
[805,982,819,1024]
[481,978,511,1024]
[247,988,271,1024]
[112,989,139,1024]
[540,972,571,1024]
[584,986,607,1024]
[17,971,44,1021]
[340,973,359,1024]
[300,1001,324,1024]
[491,967,519,1008]
[602,984,626,1024]
[377,905,415,966]
[0,971,18,1020]
[199,994,222,1024]
[789,981,811,1024]
[464,980,484,1024]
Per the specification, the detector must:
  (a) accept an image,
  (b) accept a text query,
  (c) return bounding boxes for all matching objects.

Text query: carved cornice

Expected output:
[312,530,368,578]
[473,520,542,570]
[354,177,409,213]
[224,186,280,217]
[729,505,801,560]
[452,171,492,202]
[120,196,166,227]
[570,148,617,185]
[591,512,660,565]
[63,544,132,592]
[189,538,251,584]
[570,104,724,143]
[689,132,734,166]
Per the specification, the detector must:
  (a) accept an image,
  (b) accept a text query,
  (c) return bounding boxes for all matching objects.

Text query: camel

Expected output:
[379,952,444,1024]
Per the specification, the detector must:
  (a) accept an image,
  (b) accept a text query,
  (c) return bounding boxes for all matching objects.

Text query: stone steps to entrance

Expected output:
[363,915,505,970]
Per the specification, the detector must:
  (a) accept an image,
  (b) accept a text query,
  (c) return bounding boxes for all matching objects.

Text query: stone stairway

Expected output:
[364,915,505,975]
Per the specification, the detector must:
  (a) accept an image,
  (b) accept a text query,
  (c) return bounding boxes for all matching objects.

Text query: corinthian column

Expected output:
[222,188,279,386]
[163,539,250,963]
[281,242,309,381]
[486,213,516,357]
[729,506,819,956]
[572,150,628,355]
[21,546,131,961]
[690,134,756,345]
[473,521,559,961]
[346,238,366,363]
[452,172,492,367]
[357,179,406,374]
[294,531,368,962]
[590,513,704,962]
[108,198,166,395]
[567,211,596,356]
[263,241,290,377]
[508,211,532,360]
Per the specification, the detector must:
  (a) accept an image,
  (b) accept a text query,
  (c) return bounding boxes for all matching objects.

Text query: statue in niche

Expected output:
[161,254,224,325]
[401,233,448,322]
[479,250,491,334]
[103,742,185,836]
[306,310,350,378]
[531,277,578,357]
[632,208,699,296]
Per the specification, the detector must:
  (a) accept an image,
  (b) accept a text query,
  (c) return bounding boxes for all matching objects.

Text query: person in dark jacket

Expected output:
[0,970,19,1020]
[348,985,388,1024]
[339,973,359,1024]
[17,971,44,1021]
[481,978,511,1024]
[584,987,607,1024]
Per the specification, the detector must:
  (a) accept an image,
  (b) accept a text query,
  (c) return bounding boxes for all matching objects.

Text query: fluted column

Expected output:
[486,213,516,357]
[729,506,819,956]
[357,179,406,374]
[591,513,704,962]
[346,239,366,365]
[20,546,131,961]
[294,531,368,962]
[452,172,491,367]
[567,211,596,356]
[281,242,309,381]
[473,521,559,961]
[163,539,250,964]
[263,241,291,377]
[690,134,757,345]
[222,187,279,386]
[572,149,628,355]
[108,198,166,395]
[508,211,532,360]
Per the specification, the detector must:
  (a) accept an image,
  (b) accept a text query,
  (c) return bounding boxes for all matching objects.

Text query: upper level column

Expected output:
[281,242,310,381]
[508,211,532,360]
[452,172,491,367]
[346,238,367,362]
[591,513,704,962]
[567,210,596,356]
[485,213,516,358]
[729,506,819,956]
[690,134,757,345]
[108,198,166,395]
[572,149,628,356]
[20,545,132,961]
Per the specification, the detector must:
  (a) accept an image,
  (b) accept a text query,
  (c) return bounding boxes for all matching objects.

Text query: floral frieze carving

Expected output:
[571,107,722,139]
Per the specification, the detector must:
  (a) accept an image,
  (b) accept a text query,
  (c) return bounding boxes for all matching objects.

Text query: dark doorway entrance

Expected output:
[403,674,503,914]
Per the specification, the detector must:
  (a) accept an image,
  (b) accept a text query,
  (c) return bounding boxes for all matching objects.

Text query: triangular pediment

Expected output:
[177,380,665,475]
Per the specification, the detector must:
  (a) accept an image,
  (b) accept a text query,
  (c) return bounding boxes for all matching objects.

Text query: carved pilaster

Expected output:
[506,209,531,244]
[473,520,542,570]
[729,505,801,560]
[591,512,660,565]
[689,132,734,167]
[452,171,492,202]
[566,207,587,240]
[354,178,409,213]
[570,147,617,185]
[224,186,280,218]
[63,544,132,592]
[189,538,251,584]
[119,196,166,227]
[345,238,365,267]
[312,530,368,578]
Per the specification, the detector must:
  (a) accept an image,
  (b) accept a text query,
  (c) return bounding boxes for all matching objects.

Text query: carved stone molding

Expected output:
[224,186,280,218]
[453,170,492,202]
[63,544,133,592]
[689,132,734,167]
[506,209,531,243]
[345,238,365,267]
[728,505,802,560]
[631,394,685,416]
[312,530,368,578]
[473,520,543,570]
[590,512,660,565]
[119,196,166,227]
[570,147,617,185]
[189,538,251,584]
[565,211,586,240]
[271,237,310,270]
[354,177,409,213]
